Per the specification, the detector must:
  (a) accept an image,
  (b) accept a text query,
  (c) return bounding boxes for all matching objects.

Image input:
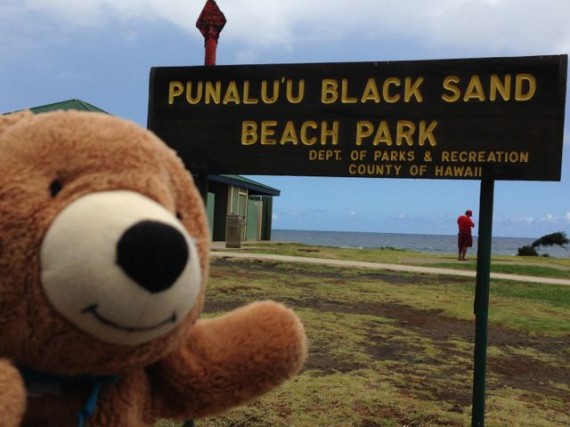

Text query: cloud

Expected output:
[541,213,570,224]
[544,213,557,223]
[6,0,570,56]
[20,0,196,28]
[493,212,570,238]
[496,215,535,225]
[422,0,570,54]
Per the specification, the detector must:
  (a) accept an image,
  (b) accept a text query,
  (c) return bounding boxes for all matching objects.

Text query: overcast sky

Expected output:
[2,0,570,238]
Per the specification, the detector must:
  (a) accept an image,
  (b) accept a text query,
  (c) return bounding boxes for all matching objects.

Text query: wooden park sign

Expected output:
[148,55,567,180]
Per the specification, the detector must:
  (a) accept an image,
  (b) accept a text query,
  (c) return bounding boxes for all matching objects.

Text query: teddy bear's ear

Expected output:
[0,110,33,135]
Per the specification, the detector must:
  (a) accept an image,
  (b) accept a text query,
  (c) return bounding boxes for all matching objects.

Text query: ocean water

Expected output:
[271,229,570,258]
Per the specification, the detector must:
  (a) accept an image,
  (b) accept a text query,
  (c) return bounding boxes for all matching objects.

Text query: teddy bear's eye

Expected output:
[49,180,63,198]
[176,212,183,221]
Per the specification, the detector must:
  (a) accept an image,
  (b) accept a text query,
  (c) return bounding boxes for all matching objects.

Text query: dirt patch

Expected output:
[489,354,570,400]
[206,257,570,411]
[344,301,567,404]
[204,294,568,405]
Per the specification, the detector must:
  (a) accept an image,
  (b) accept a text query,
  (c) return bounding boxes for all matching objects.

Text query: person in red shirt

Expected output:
[457,209,475,261]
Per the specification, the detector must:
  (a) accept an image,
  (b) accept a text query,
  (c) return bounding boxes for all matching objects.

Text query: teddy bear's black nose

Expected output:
[116,220,189,293]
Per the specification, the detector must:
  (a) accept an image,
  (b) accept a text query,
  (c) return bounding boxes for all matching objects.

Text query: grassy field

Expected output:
[157,244,570,427]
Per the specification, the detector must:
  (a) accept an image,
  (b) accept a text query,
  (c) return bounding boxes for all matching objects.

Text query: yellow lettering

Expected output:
[310,149,342,160]
[341,79,357,103]
[223,81,241,104]
[373,121,393,146]
[168,81,184,104]
[242,120,340,147]
[463,75,486,102]
[383,78,401,103]
[280,121,298,145]
[286,79,304,103]
[441,150,530,163]
[442,74,536,103]
[241,121,257,145]
[418,120,438,146]
[373,150,415,162]
[186,82,203,104]
[321,79,338,104]
[404,77,424,102]
[396,121,415,146]
[309,150,342,160]
[355,121,374,146]
[489,74,511,101]
[441,76,461,102]
[515,73,536,101]
[348,163,402,176]
[204,81,220,104]
[356,120,437,147]
[321,121,339,146]
[300,121,318,145]
[361,78,381,103]
[260,121,277,145]
[242,81,259,104]
[261,80,279,104]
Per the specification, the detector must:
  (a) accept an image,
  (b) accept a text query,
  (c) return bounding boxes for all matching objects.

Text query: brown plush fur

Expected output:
[0,359,26,427]
[0,111,307,426]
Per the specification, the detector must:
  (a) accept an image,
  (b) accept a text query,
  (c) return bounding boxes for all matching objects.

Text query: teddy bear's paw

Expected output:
[235,300,308,379]
[0,359,26,427]
[194,300,308,382]
[172,300,307,417]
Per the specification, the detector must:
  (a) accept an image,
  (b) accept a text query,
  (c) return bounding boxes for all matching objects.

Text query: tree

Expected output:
[517,231,569,256]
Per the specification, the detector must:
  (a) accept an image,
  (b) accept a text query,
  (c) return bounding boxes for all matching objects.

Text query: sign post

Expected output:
[472,179,495,426]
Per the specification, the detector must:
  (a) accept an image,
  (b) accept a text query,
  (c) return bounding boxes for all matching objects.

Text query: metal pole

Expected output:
[193,0,227,204]
[471,179,495,426]
[194,172,210,205]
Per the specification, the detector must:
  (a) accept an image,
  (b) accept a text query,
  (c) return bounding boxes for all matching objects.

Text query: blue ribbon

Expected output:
[19,366,119,427]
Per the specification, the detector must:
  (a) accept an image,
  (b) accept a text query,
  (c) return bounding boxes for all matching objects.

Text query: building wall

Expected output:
[208,181,229,241]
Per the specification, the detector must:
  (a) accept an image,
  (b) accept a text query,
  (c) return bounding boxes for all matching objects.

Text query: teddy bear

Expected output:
[0,110,307,427]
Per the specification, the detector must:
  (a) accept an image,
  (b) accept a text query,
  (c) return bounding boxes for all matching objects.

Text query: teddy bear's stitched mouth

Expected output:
[81,304,177,333]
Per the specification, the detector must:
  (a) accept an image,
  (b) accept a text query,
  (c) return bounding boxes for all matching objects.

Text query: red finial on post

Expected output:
[196,0,226,66]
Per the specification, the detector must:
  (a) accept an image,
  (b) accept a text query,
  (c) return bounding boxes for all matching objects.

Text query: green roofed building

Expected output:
[29,98,109,114]
[5,99,279,243]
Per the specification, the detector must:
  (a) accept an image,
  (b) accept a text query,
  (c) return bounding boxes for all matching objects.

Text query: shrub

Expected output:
[517,231,569,257]
[517,245,538,256]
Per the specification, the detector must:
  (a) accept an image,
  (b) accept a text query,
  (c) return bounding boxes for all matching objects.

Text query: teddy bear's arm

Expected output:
[148,300,307,420]
[0,358,26,427]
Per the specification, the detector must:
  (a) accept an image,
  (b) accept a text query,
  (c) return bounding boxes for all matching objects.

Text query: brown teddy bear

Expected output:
[0,110,307,427]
